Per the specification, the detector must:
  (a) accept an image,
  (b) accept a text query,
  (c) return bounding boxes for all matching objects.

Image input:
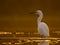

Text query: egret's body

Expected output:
[37,18,49,37]
[38,22,49,36]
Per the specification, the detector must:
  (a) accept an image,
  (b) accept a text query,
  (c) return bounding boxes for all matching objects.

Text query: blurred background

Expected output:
[0,0,60,37]
[0,0,60,45]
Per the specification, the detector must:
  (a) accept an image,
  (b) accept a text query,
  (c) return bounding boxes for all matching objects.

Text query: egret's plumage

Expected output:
[38,22,49,36]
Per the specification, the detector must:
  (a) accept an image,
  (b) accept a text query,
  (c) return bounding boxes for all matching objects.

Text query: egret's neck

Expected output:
[37,13,43,22]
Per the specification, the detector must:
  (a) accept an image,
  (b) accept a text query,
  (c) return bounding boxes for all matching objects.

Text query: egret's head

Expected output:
[30,10,43,16]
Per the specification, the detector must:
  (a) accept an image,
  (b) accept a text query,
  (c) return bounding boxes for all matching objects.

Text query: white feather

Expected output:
[38,22,49,36]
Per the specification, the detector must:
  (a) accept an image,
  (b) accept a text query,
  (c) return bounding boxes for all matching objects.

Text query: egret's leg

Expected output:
[40,35,50,38]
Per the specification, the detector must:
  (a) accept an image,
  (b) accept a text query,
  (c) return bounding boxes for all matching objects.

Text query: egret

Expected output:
[30,10,50,45]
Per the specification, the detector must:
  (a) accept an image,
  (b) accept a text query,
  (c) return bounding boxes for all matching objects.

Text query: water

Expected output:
[0,32,60,45]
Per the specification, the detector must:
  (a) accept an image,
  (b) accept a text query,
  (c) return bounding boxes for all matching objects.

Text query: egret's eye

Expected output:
[37,15,39,17]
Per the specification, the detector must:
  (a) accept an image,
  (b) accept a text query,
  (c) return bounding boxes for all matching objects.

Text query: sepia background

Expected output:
[0,0,60,36]
[0,0,60,45]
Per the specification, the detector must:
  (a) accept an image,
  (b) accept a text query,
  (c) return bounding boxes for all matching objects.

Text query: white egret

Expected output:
[36,10,49,37]
[30,10,49,45]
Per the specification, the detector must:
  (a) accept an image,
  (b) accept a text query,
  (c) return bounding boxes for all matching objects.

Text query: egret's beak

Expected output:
[29,12,36,14]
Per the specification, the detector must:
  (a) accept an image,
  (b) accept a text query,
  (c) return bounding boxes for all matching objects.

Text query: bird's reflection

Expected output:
[38,41,49,45]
